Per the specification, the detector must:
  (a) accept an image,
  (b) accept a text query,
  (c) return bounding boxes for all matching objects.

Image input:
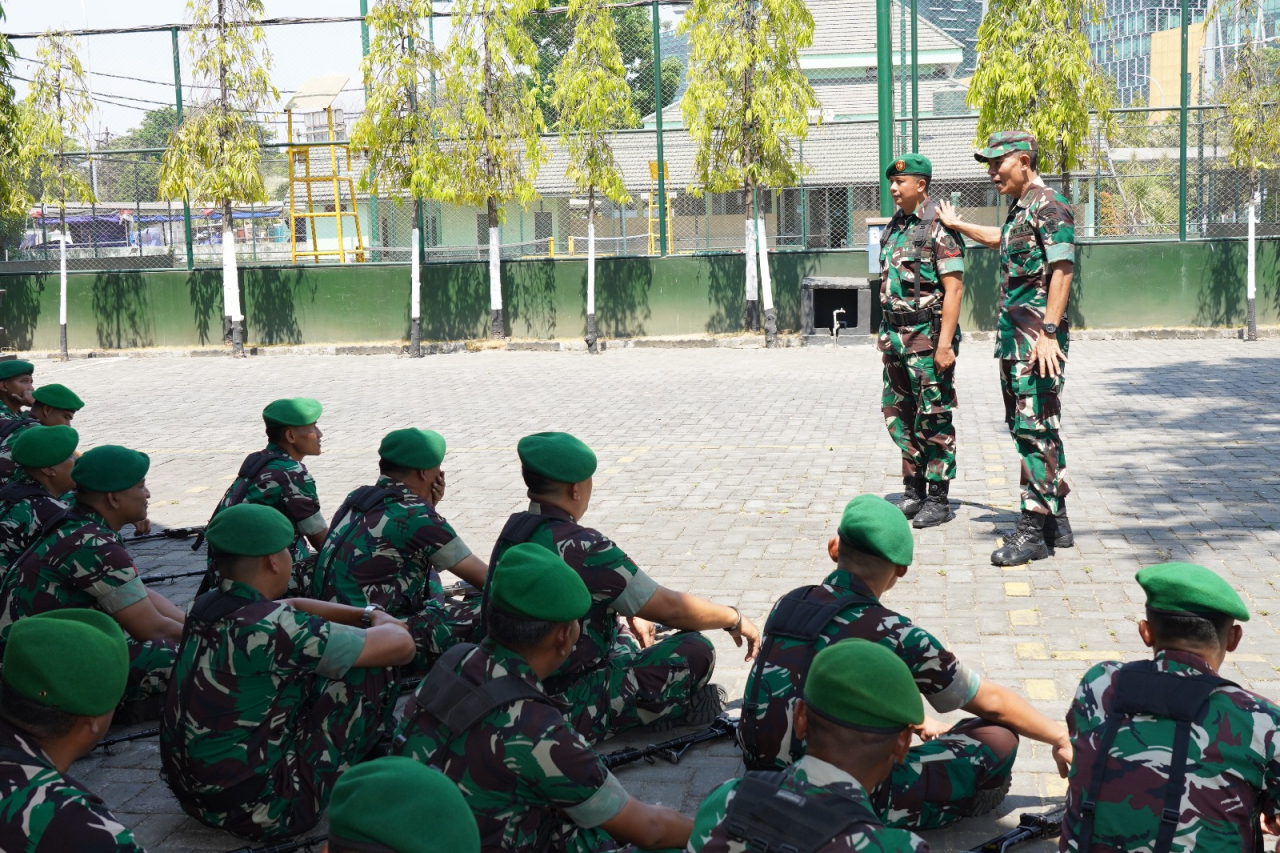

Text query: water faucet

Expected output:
[832,308,846,338]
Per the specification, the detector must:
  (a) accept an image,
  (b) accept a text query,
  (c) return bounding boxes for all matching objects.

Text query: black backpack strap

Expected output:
[6,505,77,575]
[420,643,550,736]
[1076,660,1234,853]
[0,417,36,442]
[310,485,401,596]
[0,481,50,510]
[189,588,259,624]
[724,770,876,853]
[196,448,297,593]
[486,511,550,570]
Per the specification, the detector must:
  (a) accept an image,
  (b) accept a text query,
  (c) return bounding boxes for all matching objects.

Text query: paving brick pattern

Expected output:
[39,339,1280,852]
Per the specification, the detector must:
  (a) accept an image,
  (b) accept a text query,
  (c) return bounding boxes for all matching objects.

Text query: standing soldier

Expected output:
[0,425,78,571]
[938,131,1076,566]
[878,154,966,528]
[1061,563,1280,852]
[0,360,35,420]
[0,383,84,483]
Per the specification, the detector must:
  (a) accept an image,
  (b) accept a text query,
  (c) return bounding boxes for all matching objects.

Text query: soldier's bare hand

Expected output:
[133,518,152,536]
[1030,334,1066,378]
[732,615,761,661]
[827,536,840,562]
[1263,814,1280,837]
[627,616,656,649]
[431,470,446,505]
[933,345,956,373]
[911,716,949,742]
[937,200,962,229]
[1052,737,1073,778]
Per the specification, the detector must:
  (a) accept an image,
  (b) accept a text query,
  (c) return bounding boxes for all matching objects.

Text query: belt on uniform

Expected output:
[884,307,935,327]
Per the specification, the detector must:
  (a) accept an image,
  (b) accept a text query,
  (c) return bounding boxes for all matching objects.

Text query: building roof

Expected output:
[802,0,963,60]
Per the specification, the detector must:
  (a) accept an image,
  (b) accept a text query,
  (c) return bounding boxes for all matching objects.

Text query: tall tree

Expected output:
[20,31,95,360]
[551,0,637,354]
[968,0,1115,198]
[0,2,25,226]
[681,0,818,346]
[350,0,438,356]
[423,0,547,338]
[158,0,277,356]
[1208,0,1280,341]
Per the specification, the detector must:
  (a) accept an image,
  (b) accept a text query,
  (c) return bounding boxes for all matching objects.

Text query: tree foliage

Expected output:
[969,0,1115,180]
[551,0,636,205]
[19,32,95,209]
[679,0,818,195]
[350,0,438,201]
[1208,0,1280,193]
[97,106,177,203]
[0,2,25,218]
[158,0,278,205]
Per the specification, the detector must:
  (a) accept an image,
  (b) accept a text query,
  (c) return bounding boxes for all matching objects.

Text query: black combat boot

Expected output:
[991,510,1050,566]
[912,480,955,528]
[1044,497,1074,548]
[892,476,927,519]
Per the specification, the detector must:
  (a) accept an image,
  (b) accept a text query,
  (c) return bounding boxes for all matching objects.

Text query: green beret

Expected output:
[517,432,597,484]
[0,360,34,381]
[804,638,923,731]
[975,130,1037,163]
[206,503,296,557]
[32,383,84,411]
[838,495,914,566]
[1137,563,1250,622]
[262,397,322,427]
[3,610,128,716]
[329,757,480,853]
[11,425,79,469]
[885,152,932,179]
[490,542,591,622]
[72,445,149,493]
[379,428,446,471]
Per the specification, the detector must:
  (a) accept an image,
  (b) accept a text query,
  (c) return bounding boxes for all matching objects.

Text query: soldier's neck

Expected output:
[1153,644,1223,673]
[897,194,927,216]
[805,749,888,791]
[26,731,82,775]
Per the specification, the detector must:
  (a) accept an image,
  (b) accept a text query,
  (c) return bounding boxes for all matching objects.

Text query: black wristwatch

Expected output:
[361,603,385,628]
[1042,322,1058,335]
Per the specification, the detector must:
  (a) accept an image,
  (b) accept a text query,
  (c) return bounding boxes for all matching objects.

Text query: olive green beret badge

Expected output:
[885,153,932,179]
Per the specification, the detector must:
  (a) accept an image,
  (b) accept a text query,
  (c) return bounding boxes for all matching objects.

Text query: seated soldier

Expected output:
[0,359,35,420]
[0,610,144,852]
[739,494,1071,831]
[0,383,82,483]
[0,445,183,717]
[488,431,761,743]
[324,757,480,853]
[201,397,328,595]
[310,428,487,672]
[1061,563,1280,853]
[689,639,930,853]
[0,425,77,571]
[162,503,415,842]
[396,542,695,853]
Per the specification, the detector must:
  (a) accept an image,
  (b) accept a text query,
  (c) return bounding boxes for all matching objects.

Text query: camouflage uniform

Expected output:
[996,179,1075,515]
[878,206,966,484]
[740,569,1017,830]
[309,476,480,672]
[488,501,716,744]
[395,639,633,852]
[688,755,929,853]
[0,718,144,852]
[1061,649,1280,853]
[0,469,68,571]
[0,416,38,484]
[0,506,175,703]
[207,444,325,592]
[160,578,398,841]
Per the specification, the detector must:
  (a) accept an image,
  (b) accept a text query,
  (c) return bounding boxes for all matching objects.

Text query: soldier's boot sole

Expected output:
[911,499,955,529]
[962,773,1012,817]
[1045,514,1075,548]
[641,684,727,734]
[990,539,1050,567]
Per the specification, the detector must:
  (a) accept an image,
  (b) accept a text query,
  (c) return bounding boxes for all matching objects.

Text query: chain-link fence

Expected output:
[5,0,1278,275]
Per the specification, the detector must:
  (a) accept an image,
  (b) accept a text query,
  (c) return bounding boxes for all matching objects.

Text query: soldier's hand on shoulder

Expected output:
[937,200,962,229]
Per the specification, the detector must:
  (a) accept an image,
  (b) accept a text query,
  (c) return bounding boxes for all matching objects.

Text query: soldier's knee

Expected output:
[956,718,1020,765]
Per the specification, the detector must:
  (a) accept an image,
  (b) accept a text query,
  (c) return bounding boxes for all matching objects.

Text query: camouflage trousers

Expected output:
[545,630,717,745]
[126,636,177,702]
[871,717,1020,831]
[177,666,399,841]
[406,596,482,674]
[882,350,958,482]
[999,358,1070,515]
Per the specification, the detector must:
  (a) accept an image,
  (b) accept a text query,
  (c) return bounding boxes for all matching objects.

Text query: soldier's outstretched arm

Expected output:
[636,587,760,660]
[443,553,488,589]
[146,587,186,624]
[600,797,694,850]
[937,201,1001,249]
[114,595,184,644]
[962,680,1072,777]
[353,619,416,668]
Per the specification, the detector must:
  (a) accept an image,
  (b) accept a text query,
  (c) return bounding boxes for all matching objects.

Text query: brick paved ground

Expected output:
[42,339,1280,852]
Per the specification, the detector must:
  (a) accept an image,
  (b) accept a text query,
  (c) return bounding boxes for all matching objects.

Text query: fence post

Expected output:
[876,0,893,217]
[910,0,918,151]
[360,0,379,262]
[1178,0,1189,241]
[172,27,194,271]
[652,1,668,257]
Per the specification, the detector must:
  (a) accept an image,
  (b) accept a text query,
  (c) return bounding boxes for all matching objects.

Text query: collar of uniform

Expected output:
[9,468,40,491]
[374,474,415,499]
[481,637,544,688]
[1016,176,1048,209]
[69,504,119,540]
[822,569,880,602]
[1153,648,1216,675]
[217,577,268,603]
[527,500,575,522]
[790,754,868,793]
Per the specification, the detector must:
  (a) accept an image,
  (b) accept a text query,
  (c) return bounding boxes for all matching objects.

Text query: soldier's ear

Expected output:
[1137,619,1154,648]
[1226,622,1243,653]
[792,699,808,741]
[891,728,913,764]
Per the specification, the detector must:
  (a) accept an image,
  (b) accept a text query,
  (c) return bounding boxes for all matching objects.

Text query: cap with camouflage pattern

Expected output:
[974,130,1037,163]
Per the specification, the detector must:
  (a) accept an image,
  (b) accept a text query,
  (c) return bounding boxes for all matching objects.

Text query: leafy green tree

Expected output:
[158,0,277,356]
[98,106,177,204]
[551,0,637,354]
[680,0,818,346]
[423,0,547,338]
[350,0,438,356]
[0,1,25,230]
[20,31,95,360]
[969,0,1115,198]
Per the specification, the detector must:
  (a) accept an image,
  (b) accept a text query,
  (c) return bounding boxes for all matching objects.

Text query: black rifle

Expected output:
[967,804,1066,853]
[440,581,482,599]
[222,834,326,853]
[93,726,160,753]
[140,568,207,584]
[601,713,737,770]
[129,525,206,544]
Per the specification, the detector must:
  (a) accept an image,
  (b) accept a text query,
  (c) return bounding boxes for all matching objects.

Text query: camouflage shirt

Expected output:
[995,180,1075,361]
[1061,649,1280,853]
[689,755,929,853]
[878,203,966,356]
[210,444,325,563]
[742,570,980,769]
[488,502,659,688]
[160,579,367,802]
[308,476,473,613]
[0,416,38,484]
[0,470,68,572]
[0,504,149,657]
[395,639,630,851]
[0,719,144,853]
